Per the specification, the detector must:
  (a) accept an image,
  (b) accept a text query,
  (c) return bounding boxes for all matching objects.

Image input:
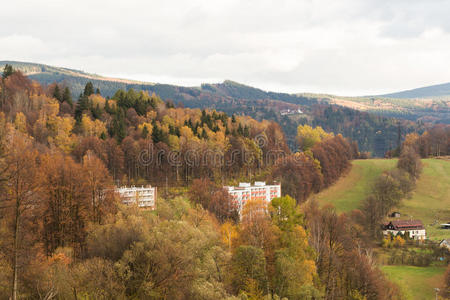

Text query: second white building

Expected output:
[116,185,157,210]
[225,181,281,215]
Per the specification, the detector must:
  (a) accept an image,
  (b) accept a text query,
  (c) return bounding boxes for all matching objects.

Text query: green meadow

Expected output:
[312,158,450,241]
[381,265,446,300]
[311,158,449,299]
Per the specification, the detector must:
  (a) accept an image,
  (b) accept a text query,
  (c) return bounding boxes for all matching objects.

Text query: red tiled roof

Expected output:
[390,220,424,230]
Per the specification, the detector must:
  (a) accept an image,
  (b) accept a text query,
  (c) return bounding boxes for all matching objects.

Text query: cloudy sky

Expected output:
[2,0,450,95]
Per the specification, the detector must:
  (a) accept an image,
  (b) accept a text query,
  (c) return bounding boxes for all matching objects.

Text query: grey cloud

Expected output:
[2,0,450,95]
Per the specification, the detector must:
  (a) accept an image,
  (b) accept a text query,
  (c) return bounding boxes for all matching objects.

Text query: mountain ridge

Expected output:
[2,60,445,157]
[1,60,449,126]
[379,81,450,99]
[4,60,450,100]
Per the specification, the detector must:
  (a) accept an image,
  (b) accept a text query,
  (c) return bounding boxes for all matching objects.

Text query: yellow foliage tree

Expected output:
[167,134,180,151]
[180,126,194,140]
[220,221,237,250]
[297,124,333,151]
[138,122,153,137]
[89,94,106,109]
[393,235,405,248]
[81,114,107,137]
[14,112,27,134]
[47,116,76,152]
[106,99,117,110]
[162,115,175,127]
[43,101,59,118]
[403,133,419,150]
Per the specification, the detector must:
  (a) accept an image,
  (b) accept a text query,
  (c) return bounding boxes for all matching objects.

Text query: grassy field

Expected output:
[312,159,398,213]
[381,265,446,300]
[400,158,450,241]
[311,158,450,241]
[311,158,450,299]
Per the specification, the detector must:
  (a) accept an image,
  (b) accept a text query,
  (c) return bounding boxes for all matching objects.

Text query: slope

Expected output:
[381,81,450,99]
[381,265,445,300]
[312,158,450,240]
[311,159,398,212]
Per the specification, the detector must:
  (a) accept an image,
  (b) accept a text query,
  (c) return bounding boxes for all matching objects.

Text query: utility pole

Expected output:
[165,175,168,198]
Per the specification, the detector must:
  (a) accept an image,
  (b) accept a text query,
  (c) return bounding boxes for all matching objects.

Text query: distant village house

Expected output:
[280,108,303,116]
[382,220,426,240]
[439,239,450,250]
[440,222,450,229]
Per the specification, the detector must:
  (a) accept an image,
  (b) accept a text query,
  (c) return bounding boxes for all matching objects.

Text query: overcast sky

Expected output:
[2,0,450,95]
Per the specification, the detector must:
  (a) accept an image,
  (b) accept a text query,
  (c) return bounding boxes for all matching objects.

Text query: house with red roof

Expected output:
[382,219,426,240]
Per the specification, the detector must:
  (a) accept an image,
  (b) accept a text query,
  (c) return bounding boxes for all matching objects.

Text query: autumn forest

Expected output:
[0,65,449,299]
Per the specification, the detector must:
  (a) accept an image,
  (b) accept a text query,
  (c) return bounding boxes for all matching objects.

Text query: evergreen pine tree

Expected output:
[165,100,175,108]
[75,94,89,121]
[53,85,62,102]
[111,109,126,141]
[201,129,208,139]
[152,124,161,143]
[243,125,249,137]
[91,104,102,119]
[104,100,112,114]
[192,122,199,135]
[237,123,243,135]
[83,82,95,97]
[135,99,146,116]
[62,87,73,107]
[169,124,176,135]
[2,64,13,79]
[142,125,149,138]
[151,123,168,143]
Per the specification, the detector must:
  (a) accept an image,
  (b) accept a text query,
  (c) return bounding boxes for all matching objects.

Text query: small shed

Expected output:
[440,223,450,229]
[390,211,401,218]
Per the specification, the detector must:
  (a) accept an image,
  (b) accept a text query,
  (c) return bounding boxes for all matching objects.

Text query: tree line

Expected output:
[271,125,358,204]
[0,67,292,188]
[12,62,430,157]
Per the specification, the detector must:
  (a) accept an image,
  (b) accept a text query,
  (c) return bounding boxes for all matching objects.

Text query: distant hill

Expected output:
[1,61,448,122]
[0,61,313,103]
[381,82,450,99]
[0,60,444,156]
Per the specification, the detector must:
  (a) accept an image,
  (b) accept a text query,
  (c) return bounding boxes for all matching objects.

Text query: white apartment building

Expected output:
[225,181,281,215]
[116,185,157,209]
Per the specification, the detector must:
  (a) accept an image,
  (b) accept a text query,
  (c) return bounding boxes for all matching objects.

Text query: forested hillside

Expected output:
[0,61,432,156]
[381,81,450,98]
[0,65,409,299]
